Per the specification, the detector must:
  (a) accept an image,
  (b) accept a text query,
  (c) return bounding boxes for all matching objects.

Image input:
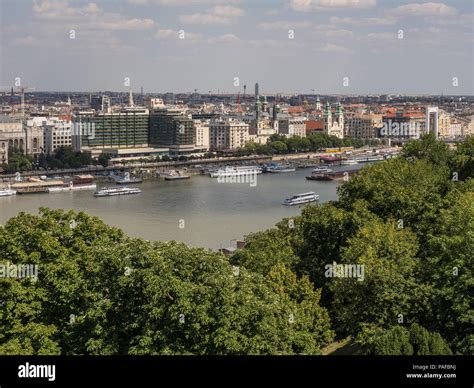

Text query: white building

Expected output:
[210,119,249,150]
[43,118,73,154]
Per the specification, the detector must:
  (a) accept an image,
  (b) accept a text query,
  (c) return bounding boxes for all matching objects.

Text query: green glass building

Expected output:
[74,109,149,149]
[149,109,195,148]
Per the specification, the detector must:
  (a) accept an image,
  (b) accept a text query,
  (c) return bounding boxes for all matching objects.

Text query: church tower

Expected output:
[323,101,332,132]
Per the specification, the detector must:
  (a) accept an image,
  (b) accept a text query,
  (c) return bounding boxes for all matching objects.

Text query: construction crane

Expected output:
[0,85,37,118]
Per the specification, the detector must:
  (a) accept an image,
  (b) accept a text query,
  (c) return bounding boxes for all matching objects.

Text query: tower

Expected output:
[316,96,321,111]
[323,102,332,131]
[255,97,261,122]
[262,95,268,113]
[128,89,134,107]
[255,83,259,100]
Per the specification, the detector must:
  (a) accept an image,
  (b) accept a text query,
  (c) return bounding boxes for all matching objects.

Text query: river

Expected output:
[0,165,361,250]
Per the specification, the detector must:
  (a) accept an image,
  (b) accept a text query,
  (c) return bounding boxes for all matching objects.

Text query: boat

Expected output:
[341,159,358,165]
[210,166,262,178]
[115,174,143,185]
[356,155,385,163]
[16,186,50,194]
[94,187,142,197]
[319,156,343,164]
[283,192,319,206]
[312,166,333,173]
[0,185,16,197]
[70,175,97,190]
[162,170,190,180]
[48,175,97,192]
[269,165,296,173]
[306,170,358,181]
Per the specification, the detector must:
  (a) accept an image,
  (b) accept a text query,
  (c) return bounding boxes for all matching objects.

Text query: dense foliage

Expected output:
[236,133,380,156]
[1,134,472,355]
[232,134,473,355]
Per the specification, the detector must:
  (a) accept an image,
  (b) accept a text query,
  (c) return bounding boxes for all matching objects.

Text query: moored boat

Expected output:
[94,187,142,197]
[162,170,190,180]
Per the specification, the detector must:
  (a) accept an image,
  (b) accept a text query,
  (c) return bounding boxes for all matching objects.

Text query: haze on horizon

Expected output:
[0,0,473,95]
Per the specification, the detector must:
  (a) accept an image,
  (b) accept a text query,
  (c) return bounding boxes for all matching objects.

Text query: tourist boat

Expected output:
[283,192,319,206]
[312,166,333,173]
[356,155,384,163]
[162,170,190,180]
[94,187,142,197]
[341,159,358,165]
[269,165,296,173]
[0,185,16,197]
[210,166,262,178]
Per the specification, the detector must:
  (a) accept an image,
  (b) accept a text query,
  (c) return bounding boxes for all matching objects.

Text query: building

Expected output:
[209,119,249,151]
[43,117,73,154]
[437,110,451,139]
[344,114,383,139]
[194,120,210,151]
[0,115,43,156]
[72,108,149,153]
[149,108,195,155]
[323,102,344,139]
[278,117,307,138]
[0,138,8,164]
[305,120,324,135]
[90,95,111,113]
[381,112,426,140]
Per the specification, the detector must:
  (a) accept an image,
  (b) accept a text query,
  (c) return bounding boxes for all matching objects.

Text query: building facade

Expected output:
[149,109,195,152]
[278,117,307,138]
[344,114,383,139]
[72,109,149,152]
[323,102,344,139]
[210,119,249,150]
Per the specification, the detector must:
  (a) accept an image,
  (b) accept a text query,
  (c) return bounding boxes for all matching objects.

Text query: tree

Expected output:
[0,209,333,355]
[356,323,452,355]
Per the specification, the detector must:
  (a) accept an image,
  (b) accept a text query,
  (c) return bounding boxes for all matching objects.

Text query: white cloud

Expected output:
[258,20,311,31]
[208,33,240,44]
[290,0,376,12]
[179,5,244,25]
[155,29,201,40]
[330,15,396,26]
[319,43,353,53]
[391,2,457,16]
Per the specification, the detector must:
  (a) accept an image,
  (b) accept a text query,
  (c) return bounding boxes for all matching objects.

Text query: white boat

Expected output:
[312,166,333,173]
[341,159,359,165]
[210,166,262,178]
[94,187,141,197]
[0,185,16,197]
[269,166,296,173]
[162,170,190,180]
[49,175,97,192]
[283,192,319,206]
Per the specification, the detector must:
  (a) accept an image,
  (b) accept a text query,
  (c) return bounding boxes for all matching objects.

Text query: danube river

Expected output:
[0,166,360,250]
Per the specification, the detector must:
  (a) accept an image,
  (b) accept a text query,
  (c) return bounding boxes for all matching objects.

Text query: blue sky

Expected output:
[0,0,473,94]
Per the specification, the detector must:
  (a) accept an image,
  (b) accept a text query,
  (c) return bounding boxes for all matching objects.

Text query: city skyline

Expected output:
[0,0,473,95]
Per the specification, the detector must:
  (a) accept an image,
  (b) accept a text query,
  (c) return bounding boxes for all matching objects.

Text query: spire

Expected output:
[128,89,134,107]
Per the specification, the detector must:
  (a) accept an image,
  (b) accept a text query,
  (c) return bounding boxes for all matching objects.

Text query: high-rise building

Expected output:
[148,108,195,154]
[90,95,111,113]
[255,83,259,99]
[73,109,149,152]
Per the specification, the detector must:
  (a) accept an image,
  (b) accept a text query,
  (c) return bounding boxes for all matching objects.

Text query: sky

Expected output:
[0,0,473,95]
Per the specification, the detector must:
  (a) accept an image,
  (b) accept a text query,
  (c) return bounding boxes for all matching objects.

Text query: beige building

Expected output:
[210,119,249,150]
[323,102,344,139]
[437,111,451,139]
[345,114,383,139]
[0,115,43,156]
[194,120,210,151]
[278,117,307,138]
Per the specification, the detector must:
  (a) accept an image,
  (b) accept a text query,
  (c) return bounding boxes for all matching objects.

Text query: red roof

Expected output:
[288,106,304,114]
[305,120,324,134]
